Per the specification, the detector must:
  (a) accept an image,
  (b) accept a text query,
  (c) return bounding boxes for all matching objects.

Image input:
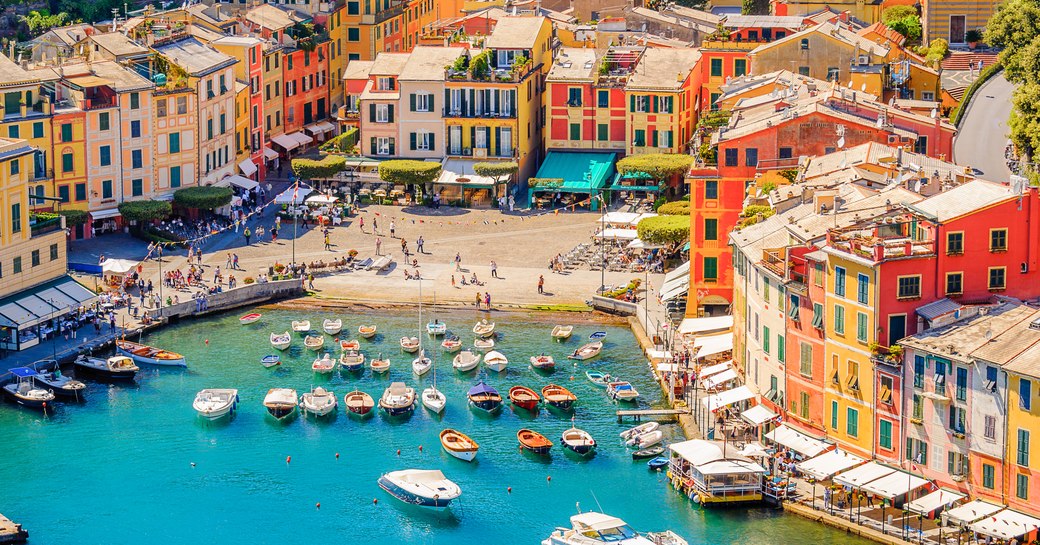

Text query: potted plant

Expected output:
[966,29,982,50]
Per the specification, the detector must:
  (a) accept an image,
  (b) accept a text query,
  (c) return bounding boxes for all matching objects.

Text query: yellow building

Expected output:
[775,0,882,25]
[0,56,57,213]
[327,6,347,113]
[262,45,284,139]
[50,106,87,215]
[986,328,1040,512]
[923,0,998,44]
[234,81,251,168]
[748,21,889,83]
[625,47,701,157]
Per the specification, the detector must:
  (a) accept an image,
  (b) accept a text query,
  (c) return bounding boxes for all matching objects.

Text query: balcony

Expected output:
[869,344,903,367]
[442,107,516,119]
[446,147,517,159]
[445,56,536,83]
[30,215,63,237]
[80,97,115,110]
[827,230,935,262]
[31,168,53,182]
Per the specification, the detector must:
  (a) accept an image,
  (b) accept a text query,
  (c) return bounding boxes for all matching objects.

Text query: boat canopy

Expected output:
[387,382,408,395]
[8,367,38,378]
[467,382,498,396]
[571,512,628,532]
[763,424,831,458]
[944,499,1005,526]
[970,508,1040,540]
[797,449,865,480]
[906,488,966,516]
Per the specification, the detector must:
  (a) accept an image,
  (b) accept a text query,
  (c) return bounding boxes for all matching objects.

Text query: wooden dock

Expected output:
[616,408,688,422]
[0,513,28,543]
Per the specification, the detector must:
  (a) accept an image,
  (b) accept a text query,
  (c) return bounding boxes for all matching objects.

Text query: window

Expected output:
[705,180,718,200]
[597,124,608,141]
[799,342,812,377]
[834,305,845,334]
[800,38,809,49]
[847,360,859,391]
[777,334,785,363]
[60,123,72,142]
[834,267,846,296]
[8,159,16,176]
[990,229,1008,252]
[57,186,68,203]
[912,394,923,419]
[745,148,758,167]
[800,392,809,419]
[710,58,723,77]
[410,131,434,151]
[947,232,963,254]
[914,355,925,388]
[989,267,1006,290]
[856,312,868,342]
[983,464,995,489]
[846,407,858,437]
[956,367,968,401]
[812,302,824,329]
[31,122,42,139]
[704,257,718,281]
[567,87,582,106]
[946,273,963,295]
[814,262,824,287]
[348,27,360,41]
[170,166,181,188]
[74,183,85,202]
[207,119,213,140]
[734,59,747,77]
[948,406,966,434]
[169,133,180,154]
[98,112,110,131]
[633,129,645,147]
[1021,378,1032,411]
[176,96,187,115]
[879,375,894,404]
[7,125,18,139]
[412,93,431,112]
[131,150,142,169]
[704,218,718,241]
[49,243,58,261]
[633,95,648,113]
[985,415,997,440]
[857,273,869,304]
[130,92,140,109]
[376,77,394,91]
[12,257,21,274]
[914,135,928,155]
[597,90,609,108]
[102,180,112,199]
[569,123,580,141]
[131,120,141,138]
[61,152,73,173]
[879,419,892,449]
[763,278,771,303]
[99,146,111,167]
[218,114,225,135]
[375,104,390,123]
[375,136,394,155]
[897,276,921,299]
[724,148,738,167]
[790,294,800,321]
[131,179,143,197]
[348,1,359,13]
[830,400,838,429]
[1018,473,1029,500]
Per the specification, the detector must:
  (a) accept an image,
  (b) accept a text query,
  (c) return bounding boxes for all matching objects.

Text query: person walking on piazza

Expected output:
[538,275,544,294]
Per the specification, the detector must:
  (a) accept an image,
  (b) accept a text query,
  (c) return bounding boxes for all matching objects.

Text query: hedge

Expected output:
[118,200,172,222]
[292,154,347,180]
[616,153,694,181]
[472,161,518,180]
[636,215,690,245]
[378,159,442,185]
[59,209,89,226]
[174,186,233,209]
[657,201,691,215]
[951,63,1003,126]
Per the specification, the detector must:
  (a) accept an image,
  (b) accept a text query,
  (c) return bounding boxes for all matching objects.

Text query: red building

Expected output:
[283,44,330,133]
[783,247,829,435]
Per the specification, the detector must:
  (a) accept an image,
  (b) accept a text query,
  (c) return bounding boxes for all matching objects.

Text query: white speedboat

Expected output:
[312,353,335,374]
[473,319,495,338]
[473,337,495,351]
[116,340,186,367]
[32,366,85,399]
[300,387,338,417]
[270,331,291,350]
[426,321,447,336]
[620,422,659,441]
[400,336,420,353]
[263,388,298,420]
[413,350,432,376]
[440,429,478,462]
[378,469,461,508]
[626,430,663,448]
[422,386,446,413]
[72,355,138,381]
[607,381,640,402]
[542,512,688,545]
[322,318,343,335]
[371,354,390,374]
[483,350,508,372]
[2,368,55,411]
[379,382,416,417]
[530,354,555,371]
[568,341,603,361]
[452,350,480,372]
[292,320,311,333]
[193,389,238,419]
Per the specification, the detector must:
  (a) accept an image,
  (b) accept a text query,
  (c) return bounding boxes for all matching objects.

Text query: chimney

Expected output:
[813,189,837,214]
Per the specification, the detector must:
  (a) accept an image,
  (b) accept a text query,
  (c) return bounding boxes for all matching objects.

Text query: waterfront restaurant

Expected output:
[0,276,98,351]
[528,151,617,211]
[667,439,767,505]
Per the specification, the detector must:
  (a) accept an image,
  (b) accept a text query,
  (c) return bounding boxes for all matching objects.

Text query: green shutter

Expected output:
[651,95,657,113]
[470,126,475,148]
[429,132,435,151]
[410,93,416,111]
[370,137,377,152]
[369,103,376,122]
[667,96,674,113]
[509,90,517,115]
[410,132,416,150]
[629,95,635,112]
[651,130,658,147]
[494,126,501,156]
[387,104,394,122]
[388,138,395,155]
[445,90,451,113]
[468,89,475,116]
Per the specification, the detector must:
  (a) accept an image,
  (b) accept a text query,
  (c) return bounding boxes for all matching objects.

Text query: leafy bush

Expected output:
[319,128,359,153]
[698,142,717,164]
[737,204,777,228]
[174,186,233,210]
[950,61,1002,125]
[616,153,694,181]
[59,209,89,226]
[697,110,732,131]
[472,161,518,180]
[652,195,668,211]
[636,215,690,245]
[244,277,256,284]
[292,155,346,180]
[378,160,442,185]
[889,14,922,41]
[119,200,172,222]
[657,201,691,215]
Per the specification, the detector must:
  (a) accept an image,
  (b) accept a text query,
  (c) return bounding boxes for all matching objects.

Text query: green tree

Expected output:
[636,215,690,246]
[882,5,917,24]
[985,0,1040,78]
[173,186,234,210]
[889,15,922,42]
[741,0,769,15]
[378,160,442,199]
[292,155,346,180]
[616,153,694,182]
[472,161,519,180]
[118,200,172,222]
[19,10,73,37]
[1005,36,1040,84]
[1009,83,1040,158]
[657,201,691,215]
[58,209,88,226]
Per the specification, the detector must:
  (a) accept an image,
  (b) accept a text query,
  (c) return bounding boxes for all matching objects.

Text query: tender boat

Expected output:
[344,390,375,417]
[300,387,338,417]
[542,511,688,545]
[312,353,335,374]
[370,354,390,374]
[530,354,555,371]
[473,337,495,351]
[440,429,479,462]
[358,324,377,339]
[116,340,186,367]
[607,381,640,402]
[647,457,670,471]
[412,350,432,376]
[561,427,596,456]
[422,385,446,413]
[542,384,577,410]
[378,469,461,508]
[586,370,614,387]
[32,366,85,399]
[441,336,462,352]
[627,430,664,449]
[551,325,573,340]
[400,336,420,353]
[340,339,360,351]
[261,354,281,368]
[620,422,660,441]
[72,355,138,381]
[339,350,365,371]
[239,313,262,325]
[508,385,540,411]
[632,446,665,459]
[426,320,447,336]
[304,334,325,351]
[379,382,416,417]
[517,428,552,454]
[263,388,298,420]
[473,319,495,338]
[322,318,343,335]
[291,320,311,333]
[568,341,603,361]
[193,388,238,419]
[467,381,502,413]
[2,368,55,411]
[483,350,508,372]
[452,350,480,373]
[588,331,607,341]
[270,331,291,351]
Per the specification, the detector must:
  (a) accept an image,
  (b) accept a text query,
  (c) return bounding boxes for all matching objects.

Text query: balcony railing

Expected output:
[446,147,517,159]
[30,216,62,237]
[442,108,516,119]
[31,168,53,182]
[827,232,935,261]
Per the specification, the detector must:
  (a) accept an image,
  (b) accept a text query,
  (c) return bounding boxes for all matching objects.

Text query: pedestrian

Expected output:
[257,226,265,241]
[244,227,252,245]
[390,220,396,238]
[475,292,481,307]
[508,194,515,212]
[491,261,498,278]
[455,253,462,271]
[324,233,332,251]
[417,236,424,253]
[234,218,240,233]
[359,217,365,232]
[308,274,315,290]
[451,275,456,289]
[401,238,408,255]
[71,324,77,339]
[538,274,544,294]
[376,237,382,255]
[226,253,233,269]
[485,292,491,310]
[373,216,378,233]
[271,226,278,241]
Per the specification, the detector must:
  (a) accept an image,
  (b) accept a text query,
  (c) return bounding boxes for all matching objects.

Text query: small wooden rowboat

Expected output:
[239,313,262,325]
[370,354,390,374]
[400,336,420,353]
[270,331,291,351]
[441,336,462,352]
[261,355,281,368]
[292,320,311,333]
[567,341,603,361]
[561,427,596,456]
[551,325,573,340]
[344,390,375,417]
[322,319,342,335]
[517,428,552,454]
[530,354,555,371]
[440,428,479,462]
[340,339,361,351]
[473,319,495,338]
[508,385,540,411]
[542,384,577,410]
[115,340,186,367]
[358,324,377,339]
[304,334,325,351]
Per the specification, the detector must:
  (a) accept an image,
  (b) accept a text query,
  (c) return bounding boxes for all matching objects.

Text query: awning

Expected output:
[797,449,865,480]
[680,315,734,335]
[694,333,733,359]
[305,194,339,205]
[270,133,301,151]
[906,489,966,516]
[227,175,259,191]
[305,121,336,135]
[238,159,258,177]
[0,276,97,329]
[701,385,755,412]
[533,151,617,193]
[289,131,313,147]
[601,212,641,225]
[859,470,930,499]
[210,178,231,188]
[833,461,896,489]
[741,404,778,426]
[664,261,691,284]
[701,368,738,389]
[699,361,733,378]
[970,509,1040,540]
[274,186,313,204]
[66,75,111,88]
[593,228,638,240]
[945,499,1005,526]
[661,276,690,303]
[627,239,664,250]
[263,147,280,160]
[37,286,81,310]
[764,424,831,458]
[90,208,121,220]
[101,258,139,274]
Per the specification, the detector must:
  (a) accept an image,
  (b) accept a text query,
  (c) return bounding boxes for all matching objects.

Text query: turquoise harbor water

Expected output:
[0,308,870,544]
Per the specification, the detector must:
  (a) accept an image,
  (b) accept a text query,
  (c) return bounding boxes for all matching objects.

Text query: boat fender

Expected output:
[546,475,552,483]
[507,487,512,493]
[419,445,423,452]
[205,339,209,345]
[570,376,574,380]
[373,498,378,505]
[335,453,340,459]
[286,456,291,464]
[396,449,401,456]
[191,462,196,468]
[316,503,320,510]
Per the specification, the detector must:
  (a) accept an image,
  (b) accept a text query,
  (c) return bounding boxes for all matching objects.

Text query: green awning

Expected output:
[531,151,617,193]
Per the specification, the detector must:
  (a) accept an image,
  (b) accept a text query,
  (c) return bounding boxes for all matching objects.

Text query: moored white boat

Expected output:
[473,319,495,338]
[567,341,603,361]
[542,511,688,545]
[304,334,325,351]
[607,381,640,401]
[340,339,361,352]
[400,336,420,353]
[452,350,480,372]
[551,325,573,340]
[322,318,343,335]
[473,337,495,351]
[561,427,597,456]
[440,428,479,461]
[300,387,338,417]
[292,320,311,333]
[626,429,663,448]
[263,388,298,420]
[422,385,446,413]
[116,340,186,367]
[261,354,281,368]
[34,367,86,399]
[530,354,555,371]
[441,336,462,352]
[2,368,55,411]
[270,331,291,350]
[426,320,447,336]
[413,351,432,376]
[358,324,377,339]
[483,350,508,372]
[620,422,659,441]
[378,469,461,508]
[371,354,390,373]
[586,370,614,387]
[312,353,335,374]
[193,388,238,419]
[379,382,416,416]
[339,350,365,371]
[239,313,262,325]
